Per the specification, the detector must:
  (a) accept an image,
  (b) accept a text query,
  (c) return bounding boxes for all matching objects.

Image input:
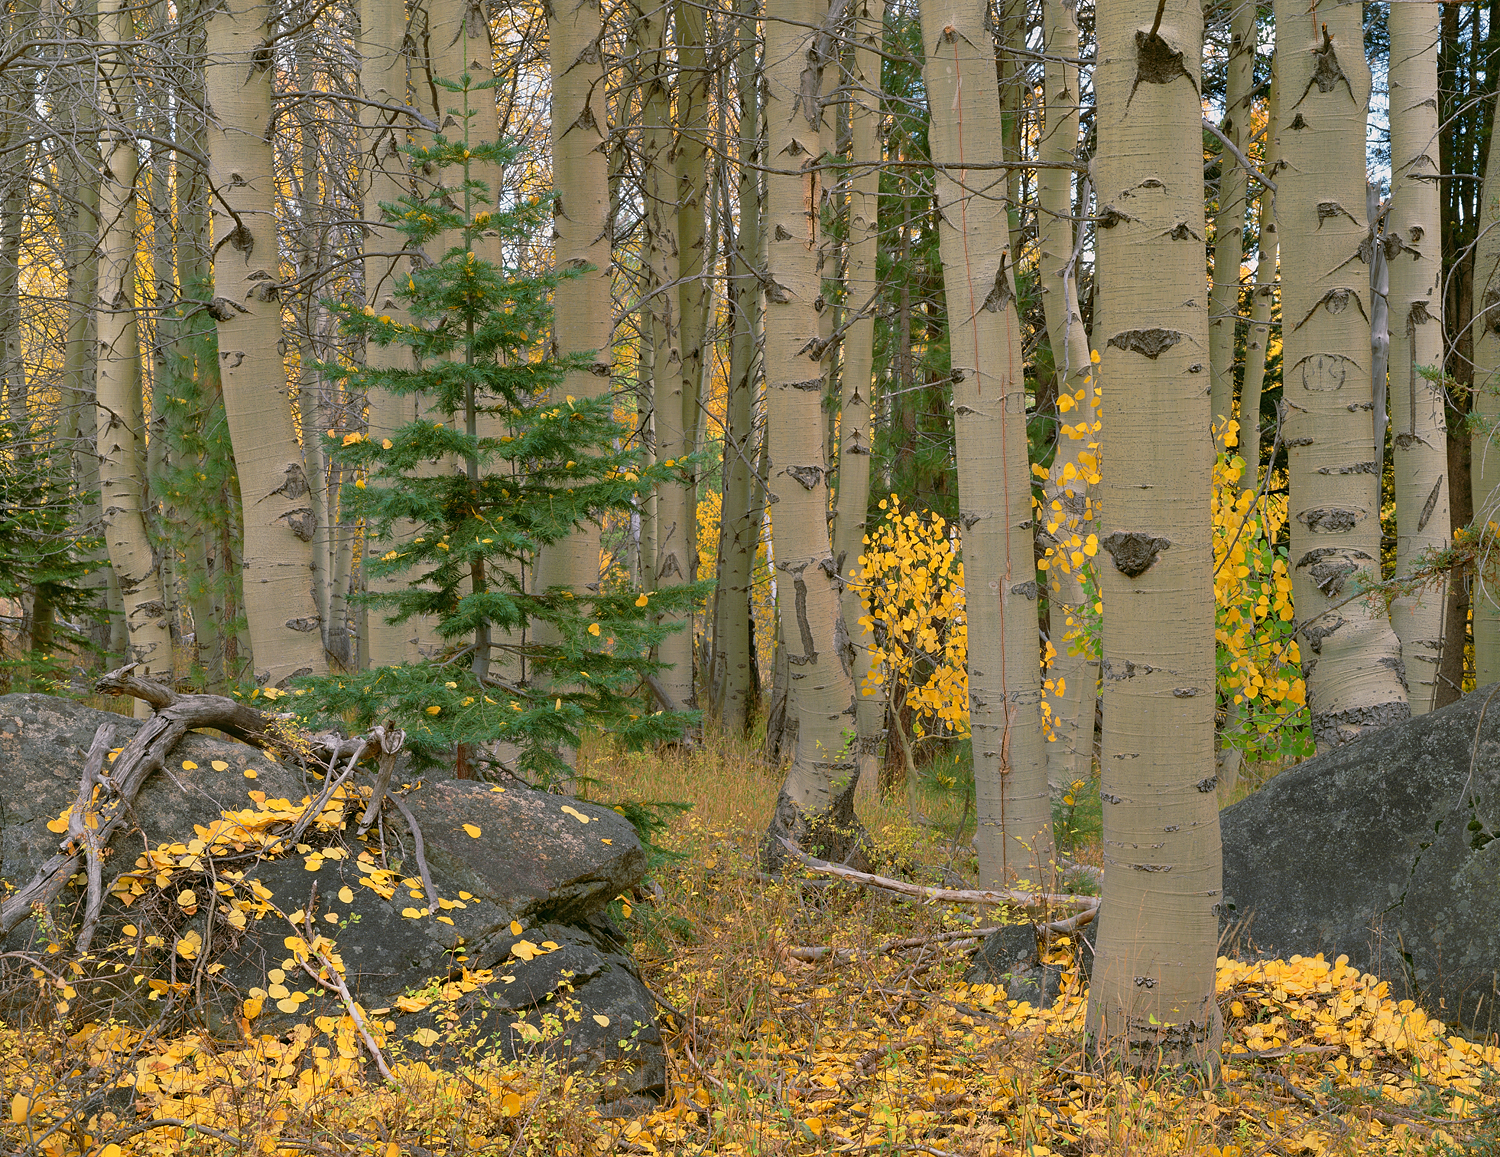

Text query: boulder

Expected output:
[965,924,1066,1008]
[1221,685,1500,1038]
[0,693,665,1104]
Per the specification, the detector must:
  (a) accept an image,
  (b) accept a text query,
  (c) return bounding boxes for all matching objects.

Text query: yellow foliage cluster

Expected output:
[1211,422,1309,755]
[856,495,970,739]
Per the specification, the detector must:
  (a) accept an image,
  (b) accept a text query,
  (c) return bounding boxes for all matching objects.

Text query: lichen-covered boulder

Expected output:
[1221,686,1500,1037]
[0,693,665,1104]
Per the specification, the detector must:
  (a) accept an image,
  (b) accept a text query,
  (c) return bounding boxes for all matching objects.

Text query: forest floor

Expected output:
[4,727,1499,1156]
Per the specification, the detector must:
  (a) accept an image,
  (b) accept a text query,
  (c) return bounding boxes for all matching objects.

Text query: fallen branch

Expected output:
[386,790,437,923]
[776,838,1097,914]
[297,943,399,1087]
[73,724,117,955]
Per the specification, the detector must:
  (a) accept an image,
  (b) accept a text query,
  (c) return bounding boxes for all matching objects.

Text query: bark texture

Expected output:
[1472,87,1500,685]
[834,0,886,803]
[1387,1,1450,715]
[532,0,613,657]
[920,0,1052,886]
[1273,5,1409,747]
[1085,0,1223,1072]
[1037,0,1098,795]
[709,2,762,735]
[1208,0,1256,434]
[359,0,422,667]
[95,0,171,709]
[204,0,326,686]
[760,0,864,869]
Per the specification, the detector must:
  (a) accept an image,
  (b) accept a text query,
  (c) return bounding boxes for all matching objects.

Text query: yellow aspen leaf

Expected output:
[338,886,353,904]
[511,939,539,961]
[211,760,229,771]
[635,593,649,607]
[587,623,601,636]
[559,805,590,824]
[426,705,441,715]
[243,997,263,1019]
[437,915,454,925]
[396,994,431,1012]
[592,1014,610,1027]
[10,1094,31,1124]
[243,769,258,779]
[181,760,198,770]
[381,438,393,449]
[510,920,523,935]
[410,1027,441,1047]
[177,889,197,909]
[463,823,481,838]
[601,838,613,845]
[401,907,425,918]
[276,998,302,1014]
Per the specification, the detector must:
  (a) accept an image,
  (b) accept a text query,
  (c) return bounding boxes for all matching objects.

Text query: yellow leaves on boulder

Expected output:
[210,760,229,771]
[181,760,197,770]
[396,994,431,1013]
[509,939,541,962]
[174,930,202,960]
[408,1027,441,1048]
[462,823,481,838]
[591,1014,610,1027]
[337,886,353,904]
[559,805,591,824]
[509,920,523,936]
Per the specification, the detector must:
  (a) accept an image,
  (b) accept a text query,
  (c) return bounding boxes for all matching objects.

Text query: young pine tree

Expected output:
[295,76,696,783]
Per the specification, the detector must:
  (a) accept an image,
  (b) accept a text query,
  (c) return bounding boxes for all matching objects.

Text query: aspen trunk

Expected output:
[203,0,326,686]
[835,0,885,804]
[1387,1,1449,715]
[531,0,614,690]
[760,0,864,868]
[1208,0,1256,433]
[1240,77,1279,488]
[95,0,171,712]
[1037,0,1098,796]
[921,0,1052,888]
[632,0,692,707]
[711,2,763,735]
[675,0,712,626]
[1085,0,1222,1072]
[1273,3,1409,746]
[1471,86,1500,685]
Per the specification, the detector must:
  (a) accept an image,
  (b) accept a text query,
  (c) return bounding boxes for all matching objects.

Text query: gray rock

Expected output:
[1221,685,1500,1037]
[965,924,1065,1008]
[0,693,665,1101]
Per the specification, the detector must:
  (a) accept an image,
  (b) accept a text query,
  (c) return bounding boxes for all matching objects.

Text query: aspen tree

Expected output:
[95,0,171,712]
[360,0,422,667]
[1085,0,1222,1072]
[1471,88,1500,685]
[834,0,885,802]
[710,1,763,734]
[1387,1,1449,715]
[634,0,693,711]
[533,0,615,676]
[1037,0,1098,795]
[920,0,1051,887]
[760,0,864,867]
[1240,76,1279,488]
[203,0,327,685]
[1208,0,1257,434]
[1273,1,1408,746]
[674,0,712,605]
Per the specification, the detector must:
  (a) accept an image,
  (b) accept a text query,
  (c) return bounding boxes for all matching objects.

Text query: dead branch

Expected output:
[776,838,1098,914]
